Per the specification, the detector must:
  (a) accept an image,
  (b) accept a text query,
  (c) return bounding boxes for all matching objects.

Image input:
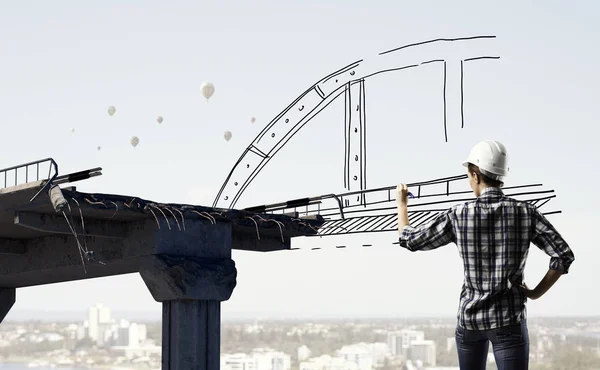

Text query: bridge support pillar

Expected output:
[0,288,15,324]
[139,219,236,370]
[161,299,222,370]
[140,255,237,370]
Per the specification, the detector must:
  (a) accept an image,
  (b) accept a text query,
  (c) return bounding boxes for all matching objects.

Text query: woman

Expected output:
[396,140,574,370]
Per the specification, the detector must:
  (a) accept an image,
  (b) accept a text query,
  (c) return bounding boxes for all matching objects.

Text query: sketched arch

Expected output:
[213,36,499,209]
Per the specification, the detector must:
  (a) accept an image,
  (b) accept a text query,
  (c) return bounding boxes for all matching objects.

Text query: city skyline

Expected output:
[1,303,599,370]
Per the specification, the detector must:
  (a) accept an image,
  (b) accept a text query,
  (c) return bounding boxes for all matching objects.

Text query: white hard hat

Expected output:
[462,140,509,181]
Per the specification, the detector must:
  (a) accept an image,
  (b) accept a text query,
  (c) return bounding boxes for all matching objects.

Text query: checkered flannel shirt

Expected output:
[399,187,574,330]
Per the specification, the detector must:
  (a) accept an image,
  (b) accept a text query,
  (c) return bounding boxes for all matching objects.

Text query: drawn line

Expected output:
[248,145,269,159]
[463,56,501,62]
[314,85,325,99]
[355,215,381,233]
[443,61,448,142]
[421,59,445,65]
[322,60,363,84]
[379,36,497,56]
[461,60,464,129]
[361,80,367,204]
[361,65,419,80]
[344,83,351,188]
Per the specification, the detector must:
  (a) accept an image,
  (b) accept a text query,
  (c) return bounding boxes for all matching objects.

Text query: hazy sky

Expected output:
[1,1,598,320]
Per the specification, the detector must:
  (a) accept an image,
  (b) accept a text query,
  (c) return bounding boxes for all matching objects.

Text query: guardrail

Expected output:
[0,158,59,202]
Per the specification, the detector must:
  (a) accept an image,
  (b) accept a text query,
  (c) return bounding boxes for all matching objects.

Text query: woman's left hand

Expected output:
[396,184,410,206]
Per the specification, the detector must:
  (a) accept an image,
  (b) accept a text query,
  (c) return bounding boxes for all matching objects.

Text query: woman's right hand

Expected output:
[519,283,541,300]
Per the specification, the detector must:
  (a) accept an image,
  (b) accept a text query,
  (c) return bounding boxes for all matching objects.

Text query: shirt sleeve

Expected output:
[531,208,575,274]
[398,209,456,252]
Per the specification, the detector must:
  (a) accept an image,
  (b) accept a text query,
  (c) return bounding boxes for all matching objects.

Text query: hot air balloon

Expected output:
[250,117,256,124]
[97,146,102,151]
[131,136,139,148]
[71,128,75,134]
[107,106,116,116]
[157,116,163,124]
[224,131,232,142]
[201,82,215,101]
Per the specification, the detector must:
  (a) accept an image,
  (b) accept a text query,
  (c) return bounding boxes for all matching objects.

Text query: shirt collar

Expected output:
[479,187,504,198]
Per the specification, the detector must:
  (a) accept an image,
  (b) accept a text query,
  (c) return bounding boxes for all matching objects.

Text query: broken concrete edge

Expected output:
[61,189,325,237]
[139,255,236,302]
[0,180,45,196]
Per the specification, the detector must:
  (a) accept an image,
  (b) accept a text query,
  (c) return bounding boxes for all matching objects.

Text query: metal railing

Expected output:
[0,158,59,202]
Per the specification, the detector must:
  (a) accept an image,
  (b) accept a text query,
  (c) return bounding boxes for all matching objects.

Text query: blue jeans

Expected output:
[455,320,529,370]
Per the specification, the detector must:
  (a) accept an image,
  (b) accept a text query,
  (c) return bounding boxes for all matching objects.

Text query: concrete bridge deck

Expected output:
[0,177,324,370]
[0,180,323,288]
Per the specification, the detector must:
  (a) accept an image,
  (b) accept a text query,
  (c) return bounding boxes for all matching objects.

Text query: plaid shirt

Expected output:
[399,187,574,330]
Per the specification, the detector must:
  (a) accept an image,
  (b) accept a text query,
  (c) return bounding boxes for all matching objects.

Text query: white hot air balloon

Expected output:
[130,136,139,148]
[157,116,164,124]
[107,106,116,116]
[250,117,256,124]
[201,82,215,101]
[71,128,75,134]
[224,131,232,142]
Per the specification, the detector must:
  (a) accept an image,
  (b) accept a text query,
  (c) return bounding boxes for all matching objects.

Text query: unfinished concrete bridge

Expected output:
[0,158,324,369]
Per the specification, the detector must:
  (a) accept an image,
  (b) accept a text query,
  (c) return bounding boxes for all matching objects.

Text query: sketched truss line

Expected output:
[214,36,500,210]
[243,174,561,237]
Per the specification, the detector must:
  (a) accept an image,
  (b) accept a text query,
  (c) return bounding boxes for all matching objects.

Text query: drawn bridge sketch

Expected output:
[214,36,562,238]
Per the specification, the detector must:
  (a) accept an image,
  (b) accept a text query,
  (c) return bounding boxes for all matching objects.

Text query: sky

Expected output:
[1,1,599,321]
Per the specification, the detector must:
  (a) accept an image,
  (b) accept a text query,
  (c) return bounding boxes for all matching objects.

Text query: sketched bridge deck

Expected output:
[244,174,561,237]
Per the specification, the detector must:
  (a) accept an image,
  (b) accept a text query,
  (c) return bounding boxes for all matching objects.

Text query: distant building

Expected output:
[387,330,425,357]
[446,337,455,353]
[76,322,87,341]
[109,344,162,361]
[116,319,131,346]
[251,348,291,370]
[366,342,390,366]
[338,343,374,370]
[297,345,311,362]
[300,354,358,370]
[137,323,147,343]
[221,349,290,370]
[128,323,140,347]
[87,303,111,344]
[222,353,256,370]
[113,319,147,347]
[96,322,113,348]
[409,340,436,367]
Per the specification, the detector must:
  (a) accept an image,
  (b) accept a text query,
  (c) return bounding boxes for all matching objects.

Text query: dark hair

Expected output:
[468,163,504,188]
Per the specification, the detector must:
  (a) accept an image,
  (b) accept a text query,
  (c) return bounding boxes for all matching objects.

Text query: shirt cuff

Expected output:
[549,257,572,274]
[398,225,415,248]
